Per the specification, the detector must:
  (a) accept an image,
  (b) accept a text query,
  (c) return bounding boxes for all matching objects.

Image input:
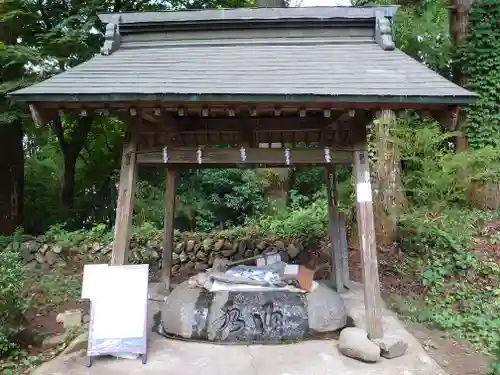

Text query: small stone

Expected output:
[150,250,159,259]
[25,260,38,270]
[203,238,214,250]
[172,264,181,273]
[278,251,290,263]
[338,327,381,363]
[185,261,195,270]
[246,239,255,250]
[52,245,62,254]
[35,252,45,264]
[287,243,300,259]
[238,241,246,253]
[195,262,208,271]
[222,240,233,250]
[101,245,112,255]
[62,331,88,355]
[256,241,267,250]
[90,242,101,254]
[42,334,66,349]
[23,240,41,253]
[372,335,408,359]
[39,244,50,255]
[187,251,196,261]
[253,249,261,257]
[175,241,185,254]
[196,250,207,261]
[186,240,195,252]
[213,239,224,251]
[243,249,253,258]
[194,243,201,252]
[45,251,57,266]
[179,252,188,263]
[221,249,235,258]
[274,240,285,250]
[56,309,82,329]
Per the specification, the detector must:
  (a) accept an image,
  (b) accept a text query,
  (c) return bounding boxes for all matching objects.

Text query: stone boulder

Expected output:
[306,282,346,332]
[338,327,381,363]
[158,280,347,344]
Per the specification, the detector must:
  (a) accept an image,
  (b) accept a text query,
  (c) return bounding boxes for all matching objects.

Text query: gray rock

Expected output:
[42,334,66,349]
[243,249,253,258]
[238,240,246,254]
[221,249,235,258]
[195,262,208,271]
[39,244,50,255]
[186,240,195,252]
[168,252,177,265]
[172,264,181,273]
[203,238,214,251]
[52,245,62,254]
[274,240,285,250]
[213,239,224,251]
[187,251,196,261]
[35,252,45,264]
[161,282,202,337]
[62,331,88,355]
[222,241,233,250]
[278,251,289,263]
[246,239,255,250]
[372,335,408,359]
[90,242,101,254]
[253,249,261,257]
[306,282,347,332]
[25,260,38,270]
[23,240,41,253]
[287,243,300,259]
[338,327,381,363]
[196,250,207,261]
[185,261,195,270]
[175,241,186,254]
[256,241,267,250]
[45,251,57,266]
[179,251,188,263]
[101,244,112,255]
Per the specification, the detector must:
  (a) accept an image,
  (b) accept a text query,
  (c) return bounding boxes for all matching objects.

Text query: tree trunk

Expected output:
[372,110,403,247]
[61,154,77,214]
[0,121,24,234]
[52,115,93,215]
[449,0,474,151]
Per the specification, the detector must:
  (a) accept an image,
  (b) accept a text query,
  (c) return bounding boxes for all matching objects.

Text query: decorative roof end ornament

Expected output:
[375,14,395,51]
[101,16,121,55]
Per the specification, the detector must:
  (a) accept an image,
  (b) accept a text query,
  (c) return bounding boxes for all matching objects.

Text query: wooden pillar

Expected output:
[325,166,344,292]
[353,149,384,339]
[338,212,351,288]
[162,168,177,292]
[111,132,138,265]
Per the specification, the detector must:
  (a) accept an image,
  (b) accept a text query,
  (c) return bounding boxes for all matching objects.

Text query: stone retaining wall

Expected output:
[10,233,306,273]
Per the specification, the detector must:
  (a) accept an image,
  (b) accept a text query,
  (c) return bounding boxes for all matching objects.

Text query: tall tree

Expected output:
[0,0,39,234]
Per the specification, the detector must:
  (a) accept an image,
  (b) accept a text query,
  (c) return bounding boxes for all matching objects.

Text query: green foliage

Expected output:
[461,0,500,149]
[256,191,328,245]
[394,117,500,354]
[0,246,27,357]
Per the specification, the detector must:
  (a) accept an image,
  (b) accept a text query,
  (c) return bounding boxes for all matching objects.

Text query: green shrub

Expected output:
[0,246,27,356]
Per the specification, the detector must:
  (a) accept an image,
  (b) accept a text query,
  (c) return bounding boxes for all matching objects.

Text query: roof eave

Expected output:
[8,92,478,106]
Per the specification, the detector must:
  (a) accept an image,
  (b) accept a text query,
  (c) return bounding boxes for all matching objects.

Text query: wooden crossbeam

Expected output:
[137,147,354,167]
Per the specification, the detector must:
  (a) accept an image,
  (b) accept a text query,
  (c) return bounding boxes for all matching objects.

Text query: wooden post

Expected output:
[353,149,384,339]
[162,168,177,292]
[338,212,351,288]
[110,132,138,265]
[325,166,344,293]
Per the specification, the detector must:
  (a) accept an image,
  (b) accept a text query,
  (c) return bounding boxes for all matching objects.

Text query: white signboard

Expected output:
[83,264,149,366]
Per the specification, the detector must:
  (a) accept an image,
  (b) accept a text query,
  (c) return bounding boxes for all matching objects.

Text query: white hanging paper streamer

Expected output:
[162,146,168,163]
[324,147,331,163]
[240,146,247,162]
[196,148,202,164]
[285,148,291,165]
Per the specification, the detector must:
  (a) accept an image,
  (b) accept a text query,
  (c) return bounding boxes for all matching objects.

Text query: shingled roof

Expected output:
[10,6,476,105]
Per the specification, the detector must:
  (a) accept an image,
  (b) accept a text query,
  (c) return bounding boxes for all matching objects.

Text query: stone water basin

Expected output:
[156,281,347,344]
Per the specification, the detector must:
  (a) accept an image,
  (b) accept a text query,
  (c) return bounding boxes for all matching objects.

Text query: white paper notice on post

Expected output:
[356,182,373,203]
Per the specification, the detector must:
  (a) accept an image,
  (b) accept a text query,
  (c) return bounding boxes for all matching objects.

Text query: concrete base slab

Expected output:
[32,282,448,375]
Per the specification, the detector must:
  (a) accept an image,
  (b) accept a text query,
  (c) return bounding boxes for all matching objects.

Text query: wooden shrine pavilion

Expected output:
[10,6,476,339]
